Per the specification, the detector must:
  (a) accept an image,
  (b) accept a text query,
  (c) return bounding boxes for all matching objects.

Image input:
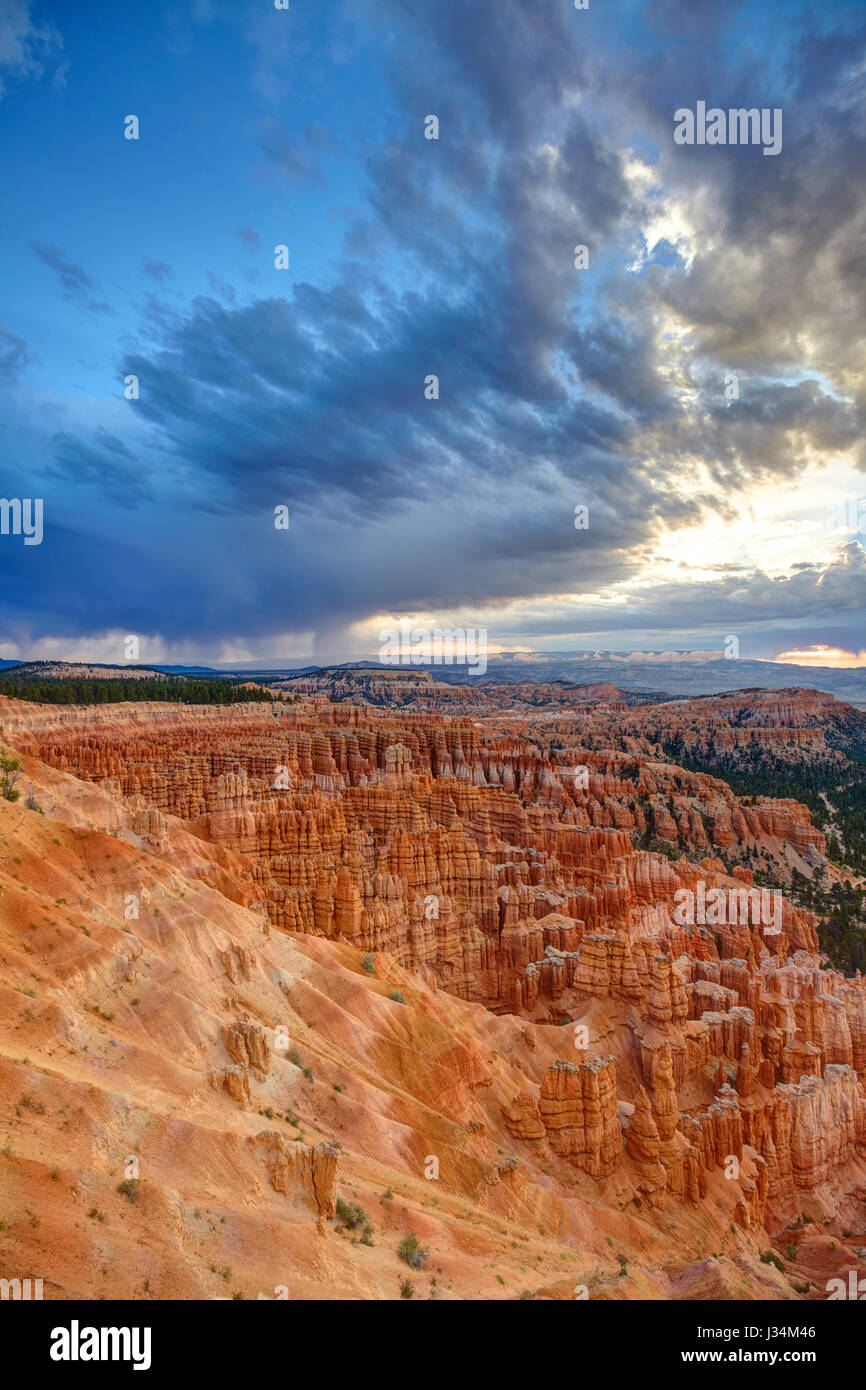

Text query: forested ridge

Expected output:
[0,674,276,706]
[659,739,866,974]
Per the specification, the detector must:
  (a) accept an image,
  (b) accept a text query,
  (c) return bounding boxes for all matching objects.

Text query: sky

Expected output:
[0,0,865,669]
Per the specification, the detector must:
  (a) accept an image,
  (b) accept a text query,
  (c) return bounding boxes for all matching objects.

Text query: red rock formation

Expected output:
[251,1133,340,1219]
[2,685,865,1288]
[625,1087,667,1208]
[538,1057,620,1177]
[502,1090,547,1143]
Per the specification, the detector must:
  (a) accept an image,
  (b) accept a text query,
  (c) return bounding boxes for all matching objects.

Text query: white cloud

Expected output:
[0,1,63,98]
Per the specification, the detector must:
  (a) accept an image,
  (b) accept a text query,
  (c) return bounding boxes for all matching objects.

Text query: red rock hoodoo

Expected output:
[1,686,865,1300]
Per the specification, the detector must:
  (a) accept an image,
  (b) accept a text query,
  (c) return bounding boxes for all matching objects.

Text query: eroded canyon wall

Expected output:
[2,690,865,1274]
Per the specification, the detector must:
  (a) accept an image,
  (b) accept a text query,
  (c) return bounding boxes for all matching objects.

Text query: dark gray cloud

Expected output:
[48,429,151,505]
[7,0,866,661]
[0,322,34,379]
[259,120,329,185]
[30,241,94,296]
[141,257,174,284]
[30,242,113,315]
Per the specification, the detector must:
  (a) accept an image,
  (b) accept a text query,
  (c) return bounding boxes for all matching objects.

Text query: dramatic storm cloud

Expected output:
[0,0,864,664]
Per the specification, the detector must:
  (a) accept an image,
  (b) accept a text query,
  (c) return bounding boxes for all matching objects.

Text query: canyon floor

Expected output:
[1,682,866,1301]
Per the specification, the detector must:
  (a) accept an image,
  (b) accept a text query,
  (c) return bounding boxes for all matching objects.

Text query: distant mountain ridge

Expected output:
[5,652,866,707]
[399,653,866,706]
